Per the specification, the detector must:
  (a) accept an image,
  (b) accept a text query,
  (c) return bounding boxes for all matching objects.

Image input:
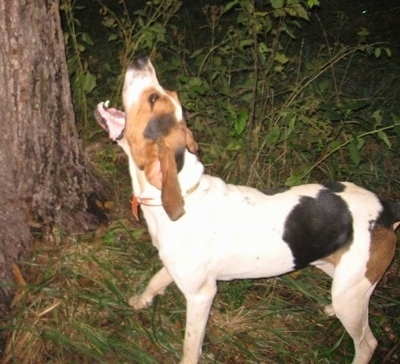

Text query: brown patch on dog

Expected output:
[125,87,197,220]
[158,142,185,220]
[365,224,396,284]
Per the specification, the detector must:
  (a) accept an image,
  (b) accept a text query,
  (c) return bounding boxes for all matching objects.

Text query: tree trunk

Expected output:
[0,0,109,351]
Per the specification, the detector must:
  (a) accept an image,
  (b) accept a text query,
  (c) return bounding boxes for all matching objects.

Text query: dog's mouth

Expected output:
[94,101,126,141]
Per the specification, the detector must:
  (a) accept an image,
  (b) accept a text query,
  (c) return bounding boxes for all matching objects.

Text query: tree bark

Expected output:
[0,0,109,351]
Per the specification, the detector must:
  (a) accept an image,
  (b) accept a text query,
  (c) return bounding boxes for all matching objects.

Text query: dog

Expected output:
[95,56,399,364]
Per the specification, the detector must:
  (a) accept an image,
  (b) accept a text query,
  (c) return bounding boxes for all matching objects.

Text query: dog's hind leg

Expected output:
[330,273,378,364]
[129,267,173,309]
[326,225,396,363]
[180,279,217,364]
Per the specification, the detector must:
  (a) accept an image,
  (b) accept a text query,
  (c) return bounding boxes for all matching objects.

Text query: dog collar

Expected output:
[130,182,200,221]
[131,196,161,221]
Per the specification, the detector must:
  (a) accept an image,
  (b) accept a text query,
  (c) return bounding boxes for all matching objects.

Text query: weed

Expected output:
[61,0,182,135]
[61,0,97,130]
[166,0,399,189]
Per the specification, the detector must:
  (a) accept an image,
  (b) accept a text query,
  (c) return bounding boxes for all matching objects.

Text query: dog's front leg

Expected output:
[129,267,173,309]
[180,280,217,364]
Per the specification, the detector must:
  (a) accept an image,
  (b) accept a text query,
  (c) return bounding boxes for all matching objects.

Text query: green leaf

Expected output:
[346,100,370,112]
[372,110,383,126]
[265,126,281,146]
[324,109,342,122]
[285,167,310,187]
[286,115,296,137]
[317,79,330,93]
[108,34,118,41]
[274,52,289,64]
[377,130,392,149]
[190,48,206,59]
[326,139,342,153]
[283,25,296,39]
[287,4,309,20]
[257,42,269,54]
[82,32,94,46]
[285,173,302,187]
[234,108,248,135]
[270,0,284,10]
[356,136,365,150]
[81,71,96,93]
[384,47,392,57]
[223,0,239,13]
[307,0,320,8]
[393,124,400,140]
[347,140,361,166]
[240,39,254,48]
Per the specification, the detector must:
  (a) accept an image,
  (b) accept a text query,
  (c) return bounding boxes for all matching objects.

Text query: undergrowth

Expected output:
[63,0,400,190]
[167,0,398,189]
[3,0,400,363]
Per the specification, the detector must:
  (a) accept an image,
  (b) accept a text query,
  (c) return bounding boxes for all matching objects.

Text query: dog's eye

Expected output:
[149,93,159,109]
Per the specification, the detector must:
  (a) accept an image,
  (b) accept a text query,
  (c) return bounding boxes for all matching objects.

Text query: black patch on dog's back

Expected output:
[323,182,346,193]
[262,186,291,195]
[283,189,353,269]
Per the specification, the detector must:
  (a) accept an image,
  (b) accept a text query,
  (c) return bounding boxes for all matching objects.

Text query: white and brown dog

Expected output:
[95,56,399,364]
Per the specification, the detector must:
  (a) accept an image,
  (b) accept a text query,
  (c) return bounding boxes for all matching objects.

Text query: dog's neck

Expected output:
[119,138,204,200]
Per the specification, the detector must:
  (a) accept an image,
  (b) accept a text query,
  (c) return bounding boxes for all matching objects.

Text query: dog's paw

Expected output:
[324,304,336,317]
[129,295,153,310]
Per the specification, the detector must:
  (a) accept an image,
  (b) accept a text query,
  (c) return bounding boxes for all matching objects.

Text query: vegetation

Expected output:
[3,0,400,363]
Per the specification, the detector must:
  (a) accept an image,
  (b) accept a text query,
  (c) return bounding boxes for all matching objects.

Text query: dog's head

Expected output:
[114,56,198,221]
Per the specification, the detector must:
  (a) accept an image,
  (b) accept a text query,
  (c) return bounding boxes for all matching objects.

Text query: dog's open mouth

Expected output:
[94,101,125,141]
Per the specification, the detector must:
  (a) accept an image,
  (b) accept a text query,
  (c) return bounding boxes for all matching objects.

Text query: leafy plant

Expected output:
[158,0,398,190]
[61,0,398,190]
[61,0,182,134]
[61,0,97,130]
[96,0,182,105]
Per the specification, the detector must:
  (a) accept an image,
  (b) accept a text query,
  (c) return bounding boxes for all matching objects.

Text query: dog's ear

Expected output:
[144,120,196,221]
[143,142,184,221]
[158,141,185,221]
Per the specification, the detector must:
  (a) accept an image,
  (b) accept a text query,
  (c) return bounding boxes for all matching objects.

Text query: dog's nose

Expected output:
[130,56,149,70]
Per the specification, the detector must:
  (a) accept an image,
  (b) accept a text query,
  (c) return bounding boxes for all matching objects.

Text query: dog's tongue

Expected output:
[107,107,124,118]
[94,102,125,141]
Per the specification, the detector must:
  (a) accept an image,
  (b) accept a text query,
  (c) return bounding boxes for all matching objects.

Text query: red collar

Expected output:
[130,182,200,221]
[130,196,162,221]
